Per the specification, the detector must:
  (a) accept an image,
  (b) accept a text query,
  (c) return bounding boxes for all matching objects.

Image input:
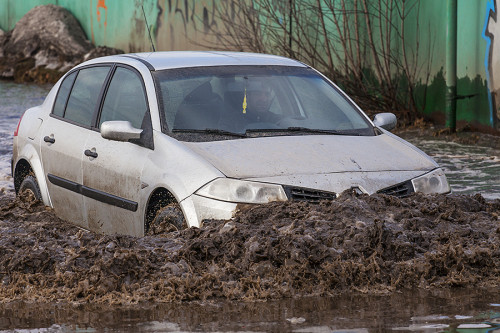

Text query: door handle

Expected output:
[43,136,55,144]
[84,149,98,158]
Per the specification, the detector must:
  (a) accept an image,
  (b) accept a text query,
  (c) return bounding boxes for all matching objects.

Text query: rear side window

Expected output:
[99,67,148,129]
[64,66,110,127]
[52,71,77,117]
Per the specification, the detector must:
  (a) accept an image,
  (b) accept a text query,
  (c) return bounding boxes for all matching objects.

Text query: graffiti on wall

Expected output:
[155,0,220,51]
[484,0,500,128]
[87,0,238,54]
[90,0,108,45]
[97,0,108,27]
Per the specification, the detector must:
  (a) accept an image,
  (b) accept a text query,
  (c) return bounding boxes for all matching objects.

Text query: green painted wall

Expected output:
[405,0,491,126]
[0,0,218,51]
[0,0,164,51]
[0,0,497,128]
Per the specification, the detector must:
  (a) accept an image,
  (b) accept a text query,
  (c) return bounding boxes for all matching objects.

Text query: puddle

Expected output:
[0,81,50,191]
[0,290,498,332]
[402,137,500,200]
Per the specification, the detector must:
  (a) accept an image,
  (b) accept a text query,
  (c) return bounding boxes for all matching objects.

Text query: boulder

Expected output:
[0,29,7,58]
[0,5,123,83]
[7,5,92,60]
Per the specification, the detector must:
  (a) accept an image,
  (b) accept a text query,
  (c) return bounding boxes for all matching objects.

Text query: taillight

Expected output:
[14,113,24,137]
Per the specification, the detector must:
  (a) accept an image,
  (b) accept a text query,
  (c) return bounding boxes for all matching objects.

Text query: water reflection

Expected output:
[0,290,498,332]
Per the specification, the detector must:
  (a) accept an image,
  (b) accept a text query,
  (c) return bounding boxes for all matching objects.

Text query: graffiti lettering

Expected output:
[160,0,217,34]
[484,0,500,127]
[97,0,108,27]
[154,0,220,51]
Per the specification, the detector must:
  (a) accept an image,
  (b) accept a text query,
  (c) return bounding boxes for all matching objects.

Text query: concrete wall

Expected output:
[0,0,219,52]
[405,0,492,127]
[0,0,498,129]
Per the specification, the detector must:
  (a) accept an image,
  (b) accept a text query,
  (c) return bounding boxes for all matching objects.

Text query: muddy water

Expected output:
[0,290,499,332]
[420,140,499,200]
[1,81,500,332]
[396,129,500,200]
[0,81,51,192]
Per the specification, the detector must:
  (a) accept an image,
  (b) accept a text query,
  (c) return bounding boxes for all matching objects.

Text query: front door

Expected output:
[81,66,153,236]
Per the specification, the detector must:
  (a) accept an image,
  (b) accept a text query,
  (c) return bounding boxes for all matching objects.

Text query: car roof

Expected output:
[84,51,307,71]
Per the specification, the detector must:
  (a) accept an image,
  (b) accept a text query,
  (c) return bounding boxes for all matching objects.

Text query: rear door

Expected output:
[81,65,154,236]
[40,65,111,228]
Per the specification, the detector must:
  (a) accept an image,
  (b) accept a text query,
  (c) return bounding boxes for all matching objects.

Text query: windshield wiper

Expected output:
[245,127,362,136]
[287,127,345,134]
[172,128,247,138]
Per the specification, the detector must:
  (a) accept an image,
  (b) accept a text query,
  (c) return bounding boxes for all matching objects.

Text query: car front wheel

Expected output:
[147,203,187,235]
[18,174,42,202]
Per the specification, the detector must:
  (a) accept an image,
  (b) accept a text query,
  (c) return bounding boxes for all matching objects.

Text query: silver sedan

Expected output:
[12,51,450,236]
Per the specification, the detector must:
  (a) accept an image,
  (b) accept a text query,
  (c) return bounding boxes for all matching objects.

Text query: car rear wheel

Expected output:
[147,203,187,235]
[18,174,42,202]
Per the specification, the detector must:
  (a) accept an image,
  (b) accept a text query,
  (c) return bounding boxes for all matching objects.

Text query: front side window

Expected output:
[64,66,110,127]
[153,66,374,139]
[99,67,148,129]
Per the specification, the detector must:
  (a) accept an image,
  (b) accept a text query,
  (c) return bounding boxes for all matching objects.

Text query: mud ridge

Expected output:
[0,191,498,304]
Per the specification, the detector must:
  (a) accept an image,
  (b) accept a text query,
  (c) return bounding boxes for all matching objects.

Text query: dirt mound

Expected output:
[0,5,123,83]
[0,191,498,304]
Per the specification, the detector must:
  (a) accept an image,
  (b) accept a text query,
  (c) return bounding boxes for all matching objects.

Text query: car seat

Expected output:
[173,82,223,130]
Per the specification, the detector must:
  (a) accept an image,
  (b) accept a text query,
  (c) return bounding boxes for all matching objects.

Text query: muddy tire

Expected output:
[18,175,42,202]
[147,203,187,235]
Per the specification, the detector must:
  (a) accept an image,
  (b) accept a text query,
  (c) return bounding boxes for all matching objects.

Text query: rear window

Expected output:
[52,66,110,127]
[52,71,77,117]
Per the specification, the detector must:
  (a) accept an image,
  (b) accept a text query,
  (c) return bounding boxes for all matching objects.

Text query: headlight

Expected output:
[411,168,450,194]
[196,178,288,204]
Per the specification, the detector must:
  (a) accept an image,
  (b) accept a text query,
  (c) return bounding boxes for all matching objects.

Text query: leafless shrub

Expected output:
[204,0,432,125]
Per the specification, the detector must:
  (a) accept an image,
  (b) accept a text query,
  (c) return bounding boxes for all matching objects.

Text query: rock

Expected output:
[219,221,236,233]
[7,5,92,59]
[0,29,5,53]
[106,241,116,251]
[0,5,123,83]
[286,317,306,324]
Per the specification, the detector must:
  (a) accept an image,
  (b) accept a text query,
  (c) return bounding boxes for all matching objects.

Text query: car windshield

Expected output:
[153,66,374,138]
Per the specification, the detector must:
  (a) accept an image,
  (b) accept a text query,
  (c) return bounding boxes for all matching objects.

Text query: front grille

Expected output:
[377,180,414,197]
[284,186,336,202]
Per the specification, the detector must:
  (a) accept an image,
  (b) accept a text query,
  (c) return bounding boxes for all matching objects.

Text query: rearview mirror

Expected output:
[101,121,143,142]
[373,113,397,131]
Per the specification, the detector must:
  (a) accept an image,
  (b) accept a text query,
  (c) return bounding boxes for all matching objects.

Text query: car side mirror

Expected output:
[373,113,397,131]
[101,121,143,142]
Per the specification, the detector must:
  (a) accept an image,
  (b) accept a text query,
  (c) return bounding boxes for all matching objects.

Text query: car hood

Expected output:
[183,134,436,179]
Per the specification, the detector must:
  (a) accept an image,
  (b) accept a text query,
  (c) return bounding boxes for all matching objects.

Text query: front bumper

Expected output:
[182,194,238,228]
[182,168,451,227]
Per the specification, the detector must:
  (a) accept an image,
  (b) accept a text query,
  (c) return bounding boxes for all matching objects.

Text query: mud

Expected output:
[0,190,498,305]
